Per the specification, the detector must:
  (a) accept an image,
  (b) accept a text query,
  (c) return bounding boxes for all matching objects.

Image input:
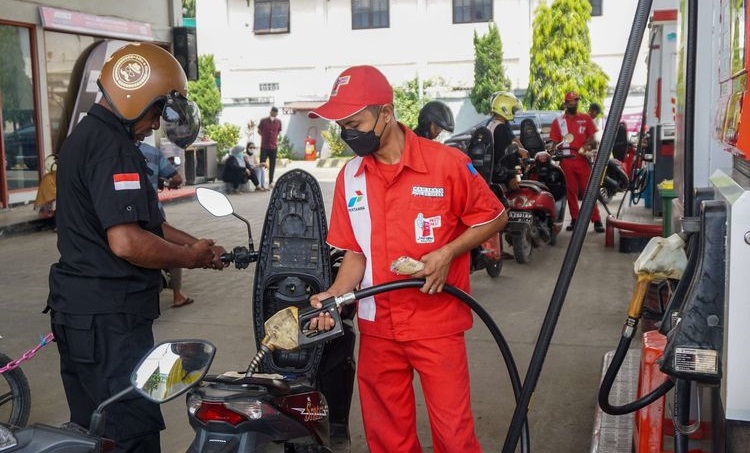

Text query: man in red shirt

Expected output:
[308,65,507,453]
[549,91,605,233]
[257,106,282,187]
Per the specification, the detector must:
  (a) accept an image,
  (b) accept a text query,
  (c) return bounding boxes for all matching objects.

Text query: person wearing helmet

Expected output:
[488,91,528,190]
[549,91,604,233]
[307,65,506,453]
[414,100,455,141]
[46,42,227,452]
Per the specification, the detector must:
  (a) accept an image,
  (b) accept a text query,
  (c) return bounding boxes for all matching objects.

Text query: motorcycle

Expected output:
[499,148,564,264]
[0,339,214,452]
[464,127,504,278]
[185,173,348,453]
[0,337,31,428]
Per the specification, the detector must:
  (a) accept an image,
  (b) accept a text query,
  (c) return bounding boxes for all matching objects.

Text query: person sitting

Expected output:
[222,145,265,193]
[244,142,267,190]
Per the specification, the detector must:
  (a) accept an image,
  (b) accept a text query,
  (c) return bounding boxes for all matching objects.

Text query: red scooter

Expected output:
[500,150,564,264]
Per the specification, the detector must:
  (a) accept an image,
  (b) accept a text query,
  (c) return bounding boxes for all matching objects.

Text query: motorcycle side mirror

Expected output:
[197,187,234,217]
[131,340,216,403]
[88,340,216,438]
[196,188,256,253]
[563,133,574,144]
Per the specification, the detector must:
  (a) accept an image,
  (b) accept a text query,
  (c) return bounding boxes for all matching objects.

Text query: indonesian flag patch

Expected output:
[113,173,141,191]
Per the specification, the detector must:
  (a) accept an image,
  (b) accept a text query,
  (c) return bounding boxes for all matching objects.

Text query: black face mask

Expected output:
[340,108,383,157]
[566,106,578,115]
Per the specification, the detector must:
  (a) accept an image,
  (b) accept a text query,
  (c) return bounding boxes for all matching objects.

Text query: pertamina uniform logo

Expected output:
[112,53,150,90]
[347,190,365,212]
[113,173,141,191]
[331,75,351,96]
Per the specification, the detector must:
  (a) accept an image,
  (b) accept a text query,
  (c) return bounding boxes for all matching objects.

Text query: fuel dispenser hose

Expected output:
[598,234,697,416]
[340,278,530,453]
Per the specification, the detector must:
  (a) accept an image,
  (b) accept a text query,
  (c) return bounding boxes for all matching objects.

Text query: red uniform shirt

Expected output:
[327,125,505,341]
[549,112,597,154]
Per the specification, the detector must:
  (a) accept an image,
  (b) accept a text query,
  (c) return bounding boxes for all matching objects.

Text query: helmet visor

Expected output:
[163,94,201,148]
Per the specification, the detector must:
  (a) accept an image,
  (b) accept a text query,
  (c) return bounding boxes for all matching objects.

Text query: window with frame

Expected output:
[254,0,290,34]
[352,0,389,30]
[453,0,492,24]
[590,0,603,17]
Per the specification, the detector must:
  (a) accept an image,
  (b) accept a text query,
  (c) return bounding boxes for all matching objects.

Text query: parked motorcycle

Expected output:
[464,127,503,278]
[185,178,344,453]
[499,154,561,263]
[0,340,214,452]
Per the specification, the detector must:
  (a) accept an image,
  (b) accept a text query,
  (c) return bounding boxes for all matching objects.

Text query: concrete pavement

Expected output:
[0,161,652,452]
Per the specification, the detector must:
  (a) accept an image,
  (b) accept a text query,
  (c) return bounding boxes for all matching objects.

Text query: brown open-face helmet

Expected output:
[98,42,200,148]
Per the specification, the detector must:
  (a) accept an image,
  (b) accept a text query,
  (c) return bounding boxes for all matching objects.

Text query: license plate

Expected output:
[508,211,533,221]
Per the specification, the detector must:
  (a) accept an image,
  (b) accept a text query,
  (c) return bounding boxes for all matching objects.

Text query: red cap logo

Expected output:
[309,65,393,121]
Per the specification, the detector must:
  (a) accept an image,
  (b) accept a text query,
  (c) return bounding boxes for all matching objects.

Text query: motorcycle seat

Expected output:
[204,373,292,395]
[518,180,550,193]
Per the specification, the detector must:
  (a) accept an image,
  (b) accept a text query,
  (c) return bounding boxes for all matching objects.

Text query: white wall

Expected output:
[195,0,652,155]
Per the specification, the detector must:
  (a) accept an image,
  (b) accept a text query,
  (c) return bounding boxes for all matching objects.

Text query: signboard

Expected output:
[39,6,154,41]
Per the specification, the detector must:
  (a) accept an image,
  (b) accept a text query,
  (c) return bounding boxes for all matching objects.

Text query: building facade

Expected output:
[0,0,182,207]
[196,0,649,157]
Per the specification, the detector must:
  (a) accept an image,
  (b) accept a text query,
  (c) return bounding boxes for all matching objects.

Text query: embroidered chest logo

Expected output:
[112,54,150,90]
[411,186,444,197]
[331,75,351,96]
[347,190,365,212]
[414,213,442,244]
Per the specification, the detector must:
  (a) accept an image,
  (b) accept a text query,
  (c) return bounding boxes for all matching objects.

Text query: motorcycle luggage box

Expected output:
[252,169,331,381]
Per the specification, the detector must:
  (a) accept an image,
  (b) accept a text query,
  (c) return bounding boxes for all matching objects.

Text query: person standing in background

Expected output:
[138,142,194,308]
[257,106,282,188]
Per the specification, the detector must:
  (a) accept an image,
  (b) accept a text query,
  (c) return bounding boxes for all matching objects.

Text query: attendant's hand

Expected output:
[412,247,453,295]
[308,291,336,331]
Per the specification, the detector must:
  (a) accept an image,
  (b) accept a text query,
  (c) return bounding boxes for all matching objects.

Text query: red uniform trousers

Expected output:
[357,332,482,453]
[560,156,601,223]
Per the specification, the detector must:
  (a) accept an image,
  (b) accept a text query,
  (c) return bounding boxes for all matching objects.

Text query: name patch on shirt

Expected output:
[113,173,141,191]
[411,186,444,197]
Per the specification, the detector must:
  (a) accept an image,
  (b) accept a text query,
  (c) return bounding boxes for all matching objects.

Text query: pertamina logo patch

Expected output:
[112,53,150,91]
[347,190,364,212]
[331,75,351,96]
[113,173,141,191]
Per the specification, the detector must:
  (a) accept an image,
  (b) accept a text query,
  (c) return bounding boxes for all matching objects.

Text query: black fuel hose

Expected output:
[345,278,530,453]
[598,334,674,415]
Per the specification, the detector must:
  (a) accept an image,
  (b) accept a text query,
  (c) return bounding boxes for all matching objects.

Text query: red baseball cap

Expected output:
[309,65,393,121]
[565,91,580,102]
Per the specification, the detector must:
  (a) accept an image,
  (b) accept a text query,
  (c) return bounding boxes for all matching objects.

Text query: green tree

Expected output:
[188,55,222,126]
[470,22,512,115]
[182,0,196,17]
[205,123,240,162]
[393,77,428,129]
[321,122,350,158]
[525,0,608,110]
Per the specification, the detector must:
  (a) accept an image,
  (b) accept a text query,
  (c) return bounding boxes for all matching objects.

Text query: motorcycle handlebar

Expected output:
[220,246,258,270]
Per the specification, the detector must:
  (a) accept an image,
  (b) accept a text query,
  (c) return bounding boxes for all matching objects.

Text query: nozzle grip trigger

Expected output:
[297,298,344,346]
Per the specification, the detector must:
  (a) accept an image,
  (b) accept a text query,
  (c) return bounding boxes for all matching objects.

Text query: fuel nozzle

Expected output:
[623,234,688,338]
[245,306,301,376]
